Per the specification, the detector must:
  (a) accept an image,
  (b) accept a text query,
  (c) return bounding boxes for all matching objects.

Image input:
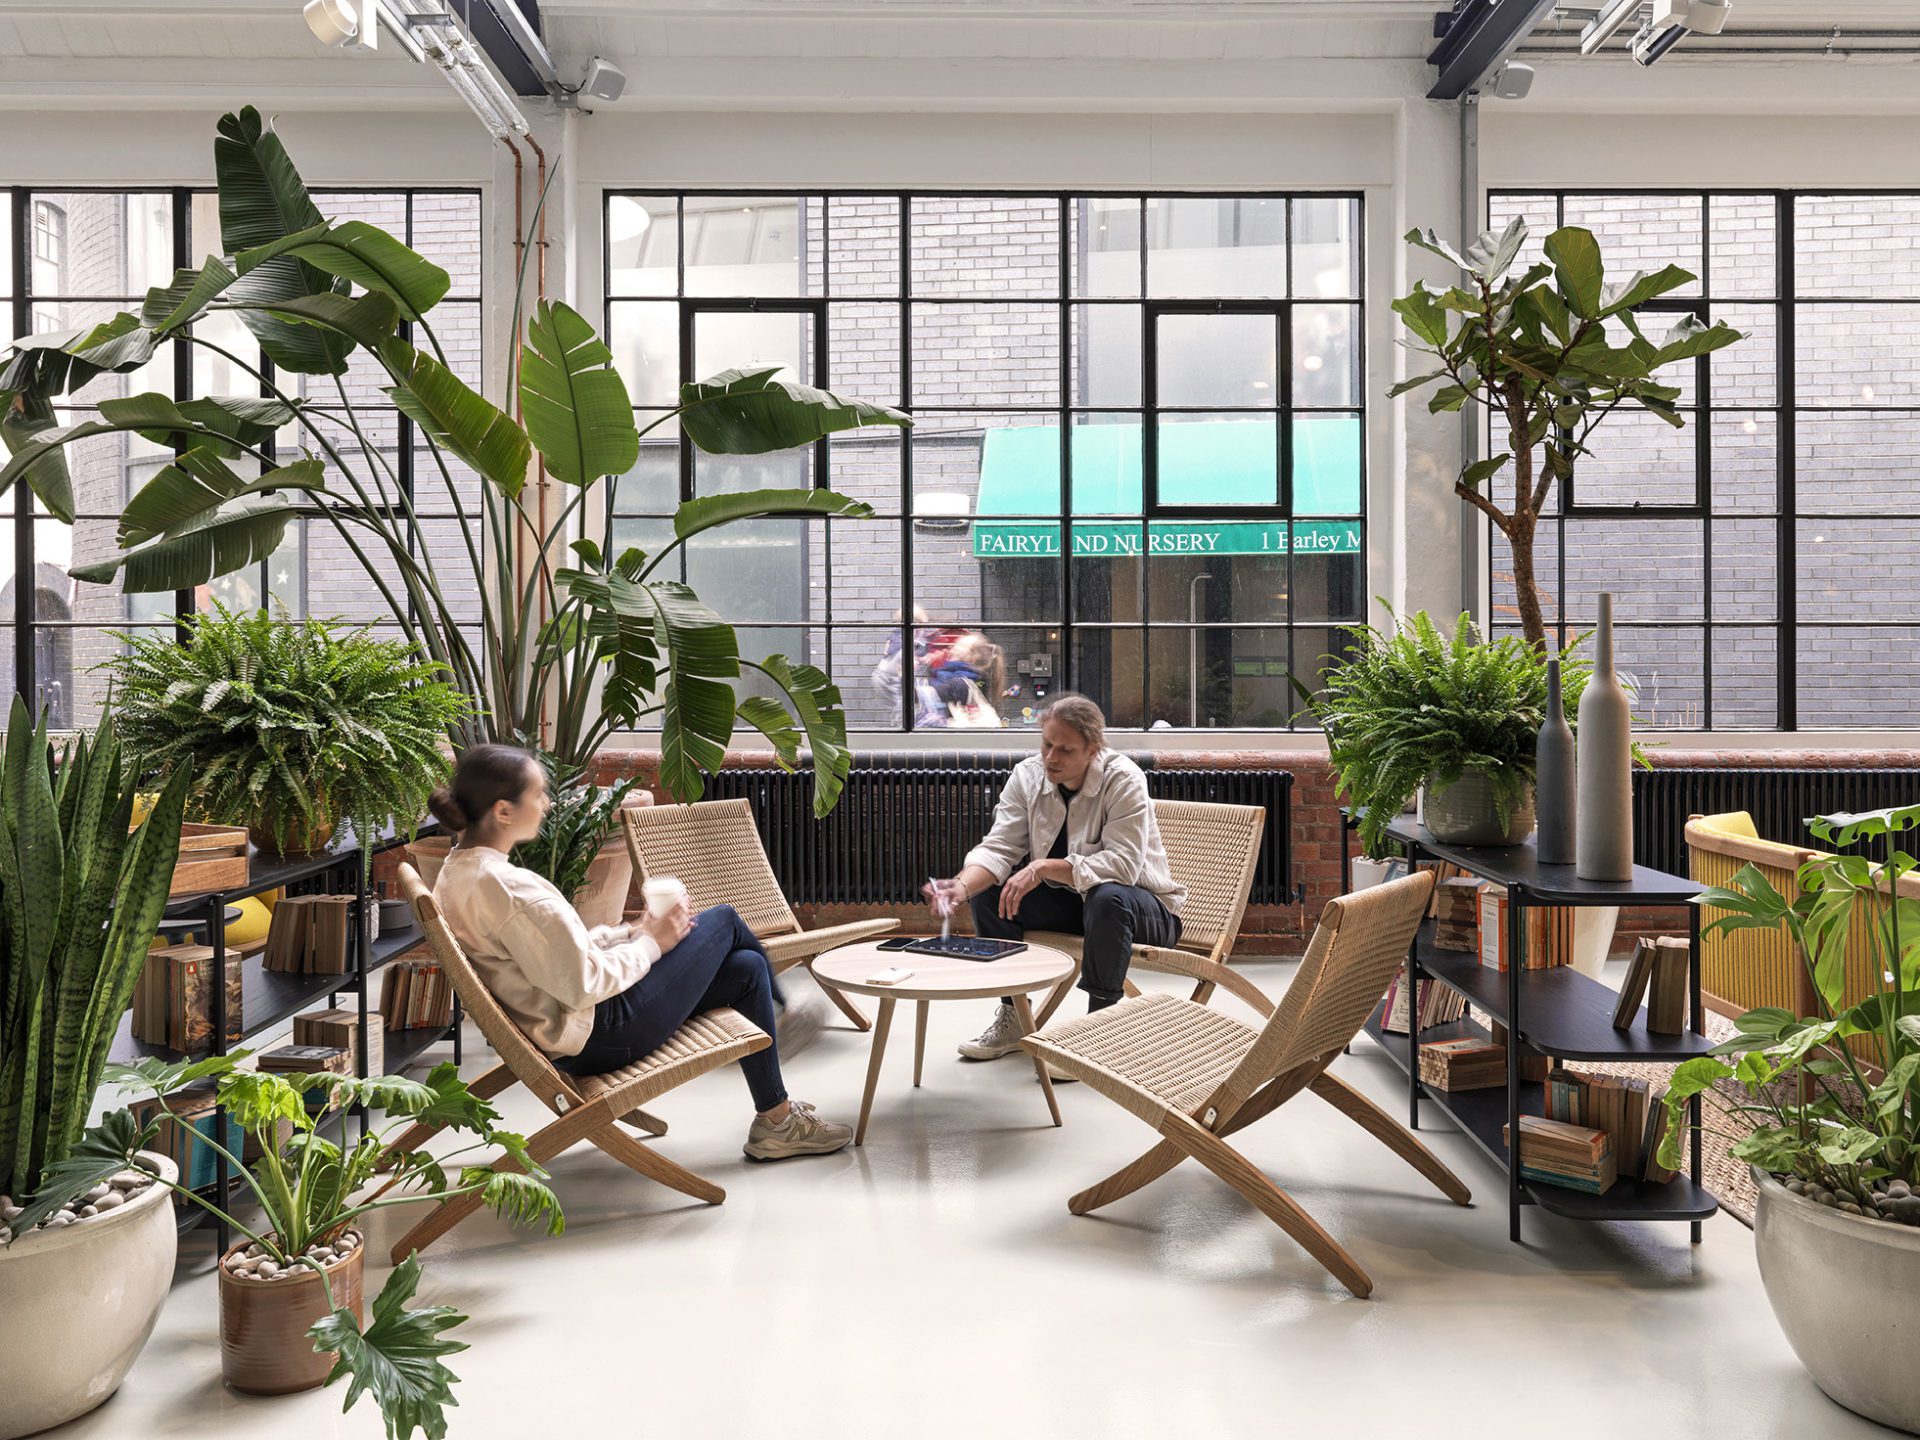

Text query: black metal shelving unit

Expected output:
[1342,810,1720,1244]
[109,828,461,1249]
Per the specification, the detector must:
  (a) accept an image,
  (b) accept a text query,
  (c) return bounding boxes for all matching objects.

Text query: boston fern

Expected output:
[103,606,472,857]
[1315,610,1597,858]
[511,751,644,903]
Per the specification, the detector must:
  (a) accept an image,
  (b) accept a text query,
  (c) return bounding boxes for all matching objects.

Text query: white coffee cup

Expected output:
[642,876,688,915]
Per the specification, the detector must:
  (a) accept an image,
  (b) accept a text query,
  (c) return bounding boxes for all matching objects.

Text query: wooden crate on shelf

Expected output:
[164,823,251,897]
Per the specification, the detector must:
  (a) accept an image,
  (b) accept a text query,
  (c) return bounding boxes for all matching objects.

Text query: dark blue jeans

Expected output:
[971,879,1181,1009]
[555,904,788,1113]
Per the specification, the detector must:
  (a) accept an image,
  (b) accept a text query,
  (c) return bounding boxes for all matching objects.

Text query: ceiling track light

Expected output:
[303,0,425,62]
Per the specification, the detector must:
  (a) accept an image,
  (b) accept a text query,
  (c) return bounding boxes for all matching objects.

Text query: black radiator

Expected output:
[1633,766,1920,875]
[704,752,1295,907]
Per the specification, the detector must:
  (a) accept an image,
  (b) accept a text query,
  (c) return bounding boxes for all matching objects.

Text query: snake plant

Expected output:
[0,106,908,815]
[0,695,192,1199]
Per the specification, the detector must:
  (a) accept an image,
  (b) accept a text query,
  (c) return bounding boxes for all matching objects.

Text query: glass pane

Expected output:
[1146,626,1297,727]
[1714,412,1778,515]
[1148,553,1287,625]
[684,195,809,297]
[1795,413,1920,514]
[25,626,177,731]
[1798,627,1920,727]
[913,411,1057,517]
[829,197,900,297]
[1292,197,1360,299]
[693,445,811,499]
[612,414,680,513]
[1710,303,1776,407]
[28,192,174,297]
[1561,518,1705,623]
[1712,627,1777,728]
[1072,304,1140,407]
[1796,305,1920,407]
[608,196,678,296]
[433,301,485,388]
[825,426,903,511]
[412,446,483,518]
[910,303,1059,408]
[924,528,1060,624]
[1709,195,1776,300]
[316,191,408,235]
[1493,521,1559,636]
[1156,312,1276,408]
[1293,415,1362,516]
[1561,194,1702,298]
[1154,413,1277,509]
[828,302,900,406]
[31,300,173,404]
[1609,626,1705,731]
[1071,626,1142,727]
[686,519,814,623]
[1073,530,1142,625]
[1290,624,1364,711]
[912,625,1058,731]
[1570,409,1698,509]
[910,197,1059,297]
[1146,198,1286,298]
[837,625,908,730]
[608,301,679,407]
[1290,549,1366,624]
[1070,411,1141,516]
[190,307,262,395]
[734,626,825,711]
[57,431,169,541]
[1292,304,1357,407]
[609,515,677,569]
[1485,194,1557,276]
[1798,520,1891,623]
[408,192,481,297]
[691,308,814,386]
[1711,518,1778,625]
[1072,198,1142,298]
[821,517,901,624]
[1795,196,1920,299]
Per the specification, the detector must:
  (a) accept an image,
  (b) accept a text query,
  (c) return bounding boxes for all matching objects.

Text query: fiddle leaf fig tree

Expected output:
[1392,216,1745,646]
[0,106,909,815]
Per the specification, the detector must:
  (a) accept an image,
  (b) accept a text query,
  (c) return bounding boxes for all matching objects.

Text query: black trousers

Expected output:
[970,879,1181,1007]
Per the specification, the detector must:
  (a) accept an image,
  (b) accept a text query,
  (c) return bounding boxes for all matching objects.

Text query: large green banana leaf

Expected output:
[677,366,910,455]
[72,497,300,591]
[381,337,530,499]
[738,655,854,817]
[519,300,638,487]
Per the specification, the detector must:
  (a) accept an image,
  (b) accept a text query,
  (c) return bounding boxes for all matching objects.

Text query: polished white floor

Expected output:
[69,958,1887,1440]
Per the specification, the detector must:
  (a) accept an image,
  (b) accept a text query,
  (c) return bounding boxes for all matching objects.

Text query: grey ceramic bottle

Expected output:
[1535,657,1576,865]
[1575,592,1634,882]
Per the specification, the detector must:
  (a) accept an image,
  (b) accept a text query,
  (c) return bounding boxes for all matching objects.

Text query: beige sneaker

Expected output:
[744,1100,853,1161]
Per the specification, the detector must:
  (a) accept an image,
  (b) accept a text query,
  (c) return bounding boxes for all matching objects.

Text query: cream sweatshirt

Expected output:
[433,844,660,1058]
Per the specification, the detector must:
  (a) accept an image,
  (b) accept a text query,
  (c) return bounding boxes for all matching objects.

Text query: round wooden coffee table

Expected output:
[810,940,1078,1145]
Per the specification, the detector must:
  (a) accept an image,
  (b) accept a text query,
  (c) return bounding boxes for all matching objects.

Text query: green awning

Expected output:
[970,416,1362,559]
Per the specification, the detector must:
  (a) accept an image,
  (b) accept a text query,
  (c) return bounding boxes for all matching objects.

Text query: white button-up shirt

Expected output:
[964,750,1186,911]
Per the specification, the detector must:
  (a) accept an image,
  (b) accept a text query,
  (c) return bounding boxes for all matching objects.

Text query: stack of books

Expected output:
[263,894,354,976]
[1381,966,1470,1034]
[132,945,242,1051]
[1431,877,1483,953]
[257,1043,352,1076]
[1611,936,1691,1034]
[1544,1067,1678,1183]
[1417,1034,1506,1090]
[1478,886,1576,972]
[381,959,454,1031]
[293,1007,383,1077]
[1504,1115,1617,1194]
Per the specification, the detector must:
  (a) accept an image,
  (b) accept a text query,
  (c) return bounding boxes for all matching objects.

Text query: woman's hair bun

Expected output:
[426,786,470,833]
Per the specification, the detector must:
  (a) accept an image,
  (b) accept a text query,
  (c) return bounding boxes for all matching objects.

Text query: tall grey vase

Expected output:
[1535,658,1576,865]
[1576,593,1634,882]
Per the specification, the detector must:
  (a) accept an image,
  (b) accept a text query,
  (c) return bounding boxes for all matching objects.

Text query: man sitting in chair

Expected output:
[923,694,1186,1063]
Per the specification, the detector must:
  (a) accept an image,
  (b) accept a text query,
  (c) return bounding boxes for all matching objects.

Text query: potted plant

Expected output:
[0,699,193,1439]
[19,1051,562,1437]
[1391,217,1743,645]
[1312,609,1609,852]
[0,105,906,818]
[1664,801,1920,1434]
[102,605,473,859]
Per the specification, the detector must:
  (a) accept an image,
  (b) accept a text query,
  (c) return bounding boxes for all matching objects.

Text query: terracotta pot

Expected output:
[573,833,635,930]
[0,1153,178,1440]
[218,1231,366,1396]
[406,834,455,887]
[250,809,337,859]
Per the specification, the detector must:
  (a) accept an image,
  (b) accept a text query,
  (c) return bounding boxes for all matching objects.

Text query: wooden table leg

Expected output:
[855,996,897,1147]
[914,1000,929,1088]
[1011,994,1061,1128]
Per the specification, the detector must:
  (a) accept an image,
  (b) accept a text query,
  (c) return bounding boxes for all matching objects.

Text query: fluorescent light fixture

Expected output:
[1579,0,1644,56]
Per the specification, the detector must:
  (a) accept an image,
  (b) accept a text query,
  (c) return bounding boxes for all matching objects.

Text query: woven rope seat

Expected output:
[1040,994,1256,1118]
[572,1008,767,1107]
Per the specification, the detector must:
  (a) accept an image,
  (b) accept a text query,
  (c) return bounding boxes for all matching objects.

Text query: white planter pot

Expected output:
[1753,1166,1920,1433]
[1351,857,1394,891]
[0,1152,179,1439]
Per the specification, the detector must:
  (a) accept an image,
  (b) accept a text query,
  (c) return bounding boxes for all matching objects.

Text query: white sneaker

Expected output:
[776,994,826,1059]
[957,1002,1024,1061]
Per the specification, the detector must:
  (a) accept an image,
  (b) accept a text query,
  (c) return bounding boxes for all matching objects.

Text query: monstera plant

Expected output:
[0,107,908,814]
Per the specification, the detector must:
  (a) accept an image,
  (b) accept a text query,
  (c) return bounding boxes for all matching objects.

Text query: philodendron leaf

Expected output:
[8,1110,159,1241]
[310,1252,469,1440]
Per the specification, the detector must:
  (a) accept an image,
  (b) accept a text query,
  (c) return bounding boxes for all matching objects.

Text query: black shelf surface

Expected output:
[1409,923,1717,1063]
[1362,1008,1719,1224]
[384,1021,457,1076]
[1371,813,1702,905]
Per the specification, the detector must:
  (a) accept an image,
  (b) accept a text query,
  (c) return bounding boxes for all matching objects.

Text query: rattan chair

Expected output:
[1023,870,1468,1298]
[381,865,773,1263]
[622,799,898,1031]
[1023,798,1266,1024]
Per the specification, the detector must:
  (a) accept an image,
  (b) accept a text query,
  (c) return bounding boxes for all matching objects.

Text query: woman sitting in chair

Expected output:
[428,744,853,1162]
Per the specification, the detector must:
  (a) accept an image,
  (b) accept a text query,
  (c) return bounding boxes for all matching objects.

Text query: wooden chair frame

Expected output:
[1024,871,1469,1298]
[622,800,898,1031]
[383,865,772,1262]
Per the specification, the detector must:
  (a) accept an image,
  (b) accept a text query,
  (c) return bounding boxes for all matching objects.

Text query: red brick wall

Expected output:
[587,744,1920,958]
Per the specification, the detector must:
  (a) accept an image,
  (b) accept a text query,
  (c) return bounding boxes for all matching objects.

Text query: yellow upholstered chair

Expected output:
[1687,810,1920,1063]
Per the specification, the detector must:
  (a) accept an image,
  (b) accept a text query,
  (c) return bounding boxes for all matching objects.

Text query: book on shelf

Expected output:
[257,1043,351,1075]
[309,895,354,976]
[1646,936,1690,1034]
[1381,965,1469,1035]
[1542,1069,1676,1184]
[1477,886,1575,972]
[264,895,313,974]
[1417,1034,1506,1091]
[294,1007,382,1076]
[264,893,356,976]
[131,1090,242,1193]
[1504,1114,1618,1195]
[1640,1089,1679,1183]
[132,944,242,1051]
[381,959,454,1032]
[1431,877,1484,953]
[1422,861,1471,917]
[1611,938,1659,1029]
